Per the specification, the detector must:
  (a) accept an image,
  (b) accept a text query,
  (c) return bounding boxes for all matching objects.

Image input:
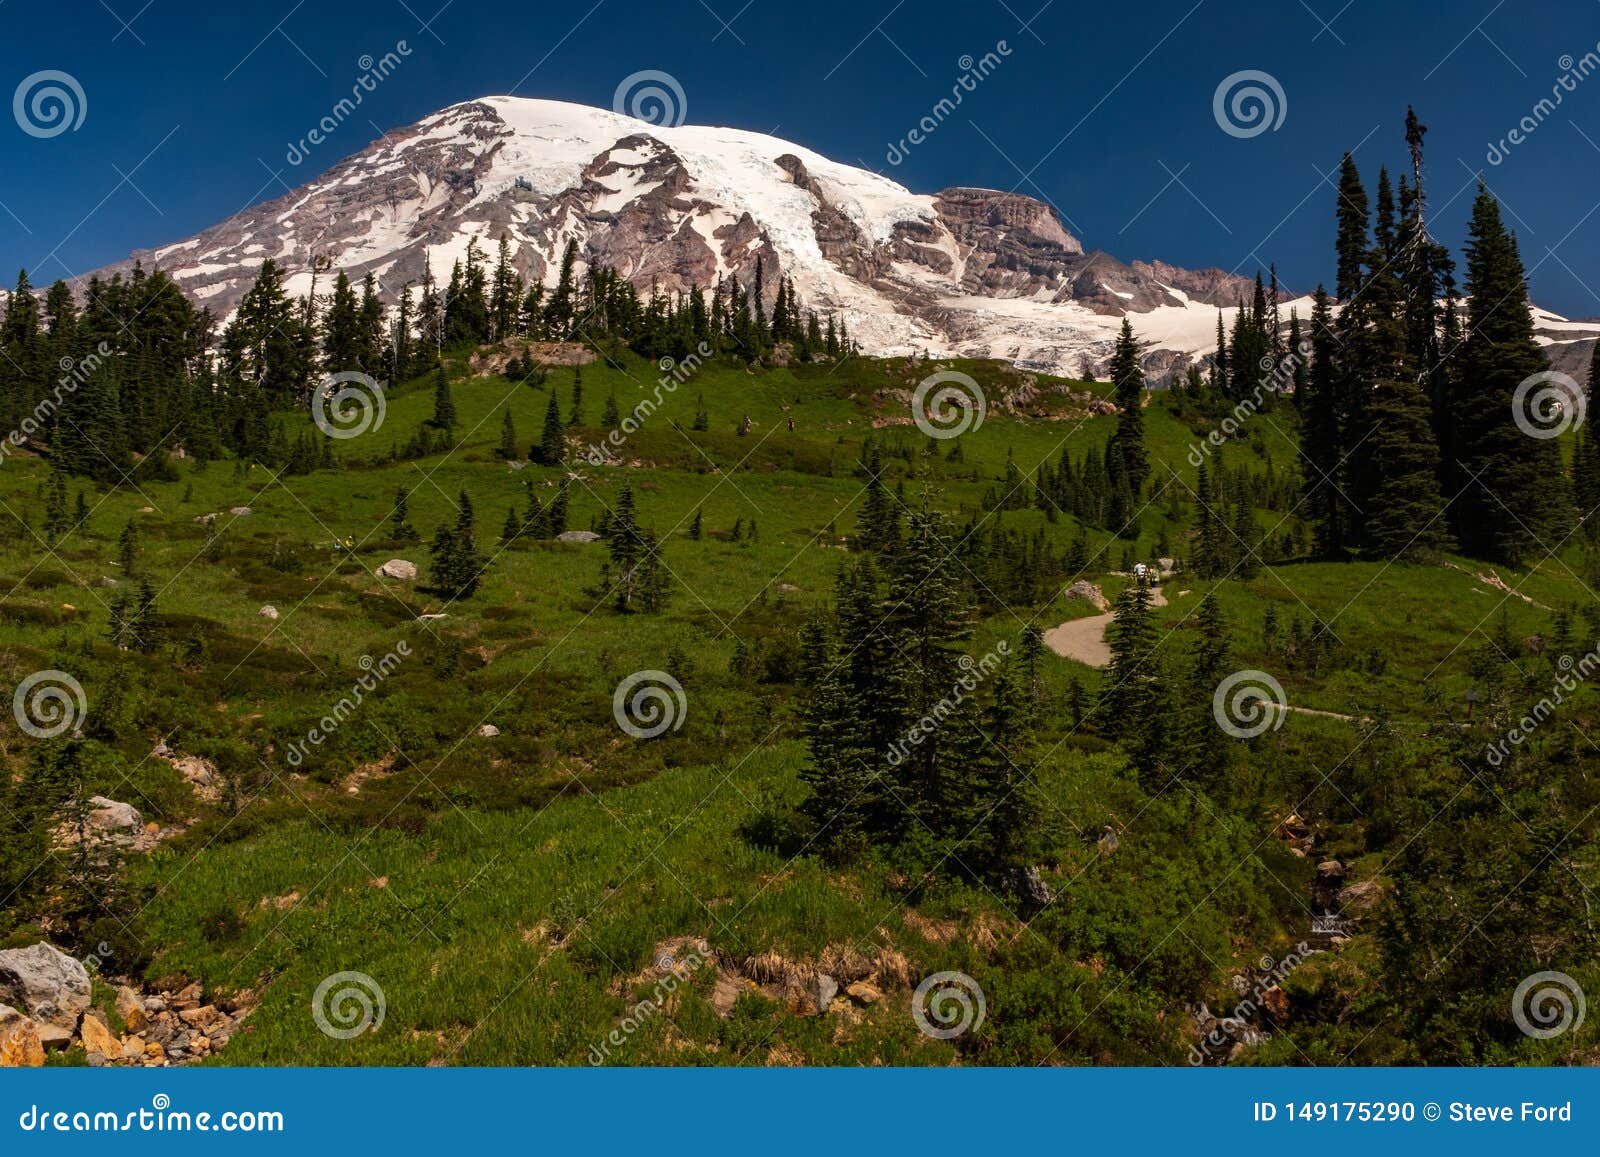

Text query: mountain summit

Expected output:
[89,96,1597,378]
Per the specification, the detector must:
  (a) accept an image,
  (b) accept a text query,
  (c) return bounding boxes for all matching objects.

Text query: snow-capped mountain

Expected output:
[83,96,1600,380]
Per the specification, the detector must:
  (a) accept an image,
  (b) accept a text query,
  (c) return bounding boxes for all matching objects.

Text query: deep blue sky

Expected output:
[2,0,1598,314]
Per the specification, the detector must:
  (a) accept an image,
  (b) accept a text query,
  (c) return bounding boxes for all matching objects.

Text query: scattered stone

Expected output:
[178,1005,226,1030]
[138,506,154,514]
[194,512,219,523]
[259,605,279,620]
[417,612,449,622]
[1005,864,1054,908]
[0,943,92,1030]
[229,506,253,516]
[1097,826,1120,857]
[171,983,203,1011]
[88,796,142,834]
[1065,580,1110,611]
[812,974,839,1015]
[36,1023,72,1051]
[98,576,119,587]
[845,981,882,1005]
[116,986,148,1033]
[556,530,600,544]
[0,1006,44,1067]
[80,1012,119,1057]
[476,723,500,737]
[170,755,219,800]
[375,559,418,580]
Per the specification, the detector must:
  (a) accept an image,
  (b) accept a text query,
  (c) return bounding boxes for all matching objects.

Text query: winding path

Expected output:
[1043,586,1168,668]
[1044,587,1362,724]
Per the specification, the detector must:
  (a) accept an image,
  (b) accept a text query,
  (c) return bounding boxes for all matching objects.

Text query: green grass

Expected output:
[4,348,1595,1065]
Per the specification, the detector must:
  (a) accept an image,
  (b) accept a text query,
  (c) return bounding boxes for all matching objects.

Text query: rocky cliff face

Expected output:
[78,96,1594,382]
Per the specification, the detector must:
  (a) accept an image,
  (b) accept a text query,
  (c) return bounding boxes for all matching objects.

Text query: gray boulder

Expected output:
[0,943,91,1030]
[375,559,418,580]
[87,796,142,835]
[557,530,601,544]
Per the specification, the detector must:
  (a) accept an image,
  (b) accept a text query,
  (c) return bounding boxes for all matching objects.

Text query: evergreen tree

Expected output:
[1334,153,1371,302]
[430,489,484,599]
[389,487,420,542]
[855,439,902,552]
[535,391,565,466]
[117,518,139,575]
[1451,185,1565,563]
[1098,579,1161,770]
[498,407,517,460]
[431,363,456,430]
[1304,287,1347,558]
[1105,319,1150,512]
[1181,596,1233,789]
[567,365,584,426]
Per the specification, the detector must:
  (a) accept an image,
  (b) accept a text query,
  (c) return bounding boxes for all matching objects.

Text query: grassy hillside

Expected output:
[3,349,1594,1066]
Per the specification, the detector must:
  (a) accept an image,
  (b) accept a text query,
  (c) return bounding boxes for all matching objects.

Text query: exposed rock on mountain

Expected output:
[80,97,1598,382]
[84,97,1267,379]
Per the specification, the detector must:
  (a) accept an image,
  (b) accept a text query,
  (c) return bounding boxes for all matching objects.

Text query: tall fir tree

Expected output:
[1451,185,1565,563]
